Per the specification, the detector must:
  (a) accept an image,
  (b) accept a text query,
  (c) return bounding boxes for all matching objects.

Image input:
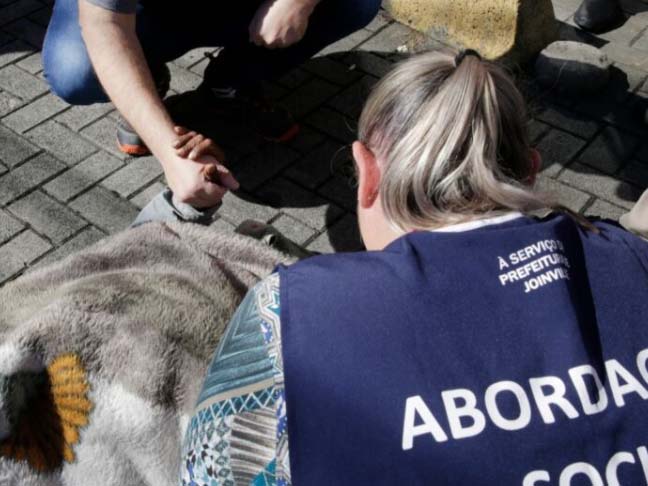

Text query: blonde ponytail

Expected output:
[358,50,555,231]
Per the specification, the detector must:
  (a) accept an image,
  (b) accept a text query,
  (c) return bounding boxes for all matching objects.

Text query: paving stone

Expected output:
[218,192,279,226]
[0,152,65,204]
[234,144,300,191]
[358,23,414,53]
[305,107,357,144]
[577,127,639,174]
[601,40,648,71]
[0,39,33,68]
[558,163,643,209]
[287,126,326,154]
[0,229,51,283]
[173,47,215,70]
[317,176,357,213]
[0,30,13,46]
[36,226,105,267]
[57,103,114,131]
[317,28,375,57]
[286,142,349,189]
[16,51,42,73]
[188,56,210,77]
[571,63,647,123]
[535,106,601,138]
[282,77,340,119]
[327,75,377,119]
[614,62,648,95]
[585,198,627,221]
[27,120,96,165]
[619,159,648,187]
[28,7,52,27]
[536,129,587,176]
[69,186,138,233]
[269,214,317,246]
[2,93,68,132]
[256,177,344,230]
[307,213,363,253]
[130,181,166,209]
[629,15,648,50]
[80,117,128,159]
[0,0,42,26]
[168,63,203,93]
[343,51,395,78]
[0,208,24,243]
[529,120,551,144]
[619,0,648,14]
[43,151,124,201]
[597,11,648,45]
[0,64,47,100]
[101,156,164,197]
[3,18,45,48]
[535,41,612,95]
[365,10,392,32]
[552,0,582,21]
[8,190,86,243]
[0,124,39,167]
[536,175,592,212]
[302,57,363,86]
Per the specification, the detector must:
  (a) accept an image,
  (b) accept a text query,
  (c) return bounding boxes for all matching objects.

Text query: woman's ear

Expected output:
[352,141,381,209]
[527,148,542,185]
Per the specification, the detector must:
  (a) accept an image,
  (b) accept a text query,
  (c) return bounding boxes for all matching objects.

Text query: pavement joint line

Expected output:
[0,142,43,170]
[126,174,167,201]
[2,186,95,232]
[579,196,599,215]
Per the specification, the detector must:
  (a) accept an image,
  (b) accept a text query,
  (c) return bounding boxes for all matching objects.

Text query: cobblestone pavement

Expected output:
[0,0,647,286]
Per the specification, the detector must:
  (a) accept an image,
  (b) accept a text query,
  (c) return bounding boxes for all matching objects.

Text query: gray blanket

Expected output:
[0,222,292,486]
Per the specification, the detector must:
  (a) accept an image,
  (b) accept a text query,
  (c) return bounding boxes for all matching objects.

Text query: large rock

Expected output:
[535,41,611,95]
[383,0,559,65]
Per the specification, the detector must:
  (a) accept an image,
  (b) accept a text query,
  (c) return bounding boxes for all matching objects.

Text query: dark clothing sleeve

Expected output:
[84,0,137,14]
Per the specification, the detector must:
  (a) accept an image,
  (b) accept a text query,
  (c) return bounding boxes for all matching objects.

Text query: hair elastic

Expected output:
[455,49,482,66]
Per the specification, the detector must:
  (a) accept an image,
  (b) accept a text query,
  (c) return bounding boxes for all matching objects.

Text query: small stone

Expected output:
[535,41,611,95]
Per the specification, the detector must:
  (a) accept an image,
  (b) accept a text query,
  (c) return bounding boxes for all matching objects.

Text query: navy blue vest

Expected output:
[279,214,648,485]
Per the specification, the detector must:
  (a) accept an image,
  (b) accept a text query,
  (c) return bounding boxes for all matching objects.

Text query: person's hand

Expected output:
[165,127,239,208]
[249,0,318,49]
[172,126,226,161]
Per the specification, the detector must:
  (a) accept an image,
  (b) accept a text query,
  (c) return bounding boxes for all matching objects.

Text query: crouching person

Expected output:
[180,50,648,486]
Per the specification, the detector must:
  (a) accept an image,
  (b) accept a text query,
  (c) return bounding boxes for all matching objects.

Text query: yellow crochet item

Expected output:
[0,354,92,472]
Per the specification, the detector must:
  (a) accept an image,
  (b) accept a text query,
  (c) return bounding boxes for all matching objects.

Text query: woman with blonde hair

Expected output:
[180,50,648,485]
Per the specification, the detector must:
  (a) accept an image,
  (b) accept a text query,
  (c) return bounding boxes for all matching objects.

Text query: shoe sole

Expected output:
[116,126,150,156]
[262,123,300,144]
[117,138,150,156]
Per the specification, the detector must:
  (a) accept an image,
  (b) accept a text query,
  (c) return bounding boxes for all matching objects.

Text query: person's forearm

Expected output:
[79,3,176,169]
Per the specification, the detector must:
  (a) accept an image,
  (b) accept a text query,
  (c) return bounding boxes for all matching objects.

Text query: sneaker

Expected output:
[202,53,300,143]
[116,65,171,156]
[207,85,300,143]
[574,0,624,33]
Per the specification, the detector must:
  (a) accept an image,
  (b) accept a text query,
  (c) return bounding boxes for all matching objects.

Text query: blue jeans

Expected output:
[42,0,381,105]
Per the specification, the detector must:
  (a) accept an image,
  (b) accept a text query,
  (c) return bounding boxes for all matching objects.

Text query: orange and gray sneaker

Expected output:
[116,65,171,156]
[117,117,151,156]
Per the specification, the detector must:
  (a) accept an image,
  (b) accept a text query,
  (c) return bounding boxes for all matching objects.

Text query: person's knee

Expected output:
[43,38,107,105]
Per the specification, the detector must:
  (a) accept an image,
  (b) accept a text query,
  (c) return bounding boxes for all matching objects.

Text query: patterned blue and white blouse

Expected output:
[180,273,290,486]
